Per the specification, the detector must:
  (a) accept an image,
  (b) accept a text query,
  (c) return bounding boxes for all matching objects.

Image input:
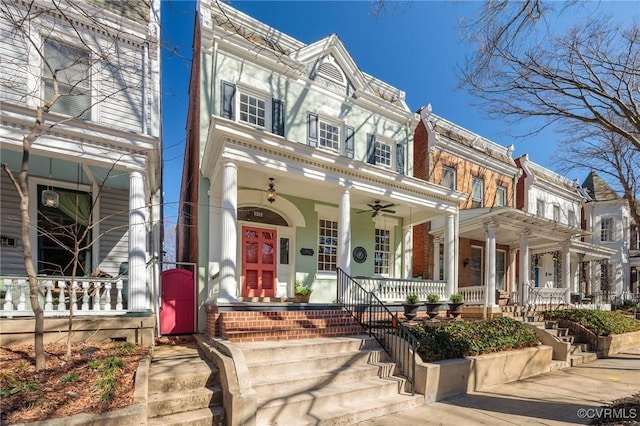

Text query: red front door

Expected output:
[242,226,277,297]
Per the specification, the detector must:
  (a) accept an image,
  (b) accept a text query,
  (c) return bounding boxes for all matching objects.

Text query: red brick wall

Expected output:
[207,310,366,343]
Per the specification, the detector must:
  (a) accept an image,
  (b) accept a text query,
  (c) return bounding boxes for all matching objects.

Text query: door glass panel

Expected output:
[262,231,274,240]
[246,229,258,238]
[280,238,289,264]
[262,242,274,264]
[246,242,258,263]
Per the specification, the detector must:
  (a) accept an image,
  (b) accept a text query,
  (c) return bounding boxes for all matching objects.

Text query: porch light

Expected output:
[41,158,59,208]
[266,178,276,203]
[41,188,59,208]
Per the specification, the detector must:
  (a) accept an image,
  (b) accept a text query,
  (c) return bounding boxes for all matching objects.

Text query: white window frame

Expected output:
[317,218,338,272]
[42,38,92,120]
[374,228,392,276]
[374,138,394,169]
[238,88,268,129]
[496,249,506,291]
[471,178,484,208]
[536,199,545,217]
[601,217,614,242]
[568,209,577,227]
[471,245,483,286]
[318,118,341,153]
[552,205,560,222]
[496,185,507,207]
[442,166,456,190]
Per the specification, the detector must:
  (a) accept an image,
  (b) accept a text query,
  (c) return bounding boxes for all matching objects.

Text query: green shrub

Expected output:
[405,294,419,305]
[410,316,539,362]
[450,293,464,303]
[294,280,313,296]
[543,309,640,336]
[426,293,440,303]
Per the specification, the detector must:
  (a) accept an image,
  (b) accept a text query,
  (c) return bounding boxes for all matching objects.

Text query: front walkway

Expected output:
[357,348,640,425]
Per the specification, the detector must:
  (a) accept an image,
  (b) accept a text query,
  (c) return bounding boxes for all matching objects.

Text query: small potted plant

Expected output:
[294,280,313,303]
[402,294,421,320]
[425,293,441,319]
[448,293,464,318]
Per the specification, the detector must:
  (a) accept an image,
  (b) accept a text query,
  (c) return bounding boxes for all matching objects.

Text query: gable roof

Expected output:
[207,1,409,111]
[581,171,621,202]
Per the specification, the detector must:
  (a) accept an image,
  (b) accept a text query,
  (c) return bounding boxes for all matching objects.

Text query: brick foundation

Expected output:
[207,307,366,342]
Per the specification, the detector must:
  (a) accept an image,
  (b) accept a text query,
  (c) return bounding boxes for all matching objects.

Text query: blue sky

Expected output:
[161,0,640,227]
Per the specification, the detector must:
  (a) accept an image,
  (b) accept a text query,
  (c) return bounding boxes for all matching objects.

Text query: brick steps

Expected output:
[214,309,366,342]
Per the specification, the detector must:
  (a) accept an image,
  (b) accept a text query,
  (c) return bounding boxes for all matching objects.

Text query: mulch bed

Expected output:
[0,342,149,424]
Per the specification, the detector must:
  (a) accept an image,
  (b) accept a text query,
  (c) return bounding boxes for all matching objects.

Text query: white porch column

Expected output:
[509,249,517,302]
[128,171,147,311]
[208,186,222,300]
[519,231,531,306]
[563,243,571,303]
[433,237,441,281]
[444,213,456,298]
[338,189,351,275]
[219,161,238,302]
[485,221,497,307]
[403,225,413,279]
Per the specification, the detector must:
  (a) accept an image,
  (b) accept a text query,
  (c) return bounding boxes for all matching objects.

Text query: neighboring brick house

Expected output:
[413,106,520,314]
[581,171,640,300]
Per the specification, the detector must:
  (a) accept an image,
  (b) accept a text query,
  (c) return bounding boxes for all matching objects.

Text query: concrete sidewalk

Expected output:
[357,348,640,426]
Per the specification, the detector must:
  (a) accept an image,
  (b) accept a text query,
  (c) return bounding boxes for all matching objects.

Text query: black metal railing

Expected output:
[337,268,418,395]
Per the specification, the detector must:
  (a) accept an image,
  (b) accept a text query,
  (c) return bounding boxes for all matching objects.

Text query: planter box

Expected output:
[597,330,640,357]
[417,345,552,403]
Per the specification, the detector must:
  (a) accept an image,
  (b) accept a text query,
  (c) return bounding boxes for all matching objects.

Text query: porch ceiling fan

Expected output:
[358,200,396,217]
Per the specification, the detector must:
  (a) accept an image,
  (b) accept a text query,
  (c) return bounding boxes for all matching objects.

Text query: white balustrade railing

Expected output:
[354,277,447,302]
[459,286,485,305]
[1,276,127,317]
[527,286,567,306]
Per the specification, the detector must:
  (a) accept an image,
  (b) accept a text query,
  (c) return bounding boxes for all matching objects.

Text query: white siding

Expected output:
[98,41,145,133]
[0,173,26,275]
[98,187,129,277]
[0,18,28,105]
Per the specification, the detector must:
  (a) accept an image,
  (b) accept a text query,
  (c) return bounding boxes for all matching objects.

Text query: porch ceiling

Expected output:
[203,118,466,226]
[433,207,604,253]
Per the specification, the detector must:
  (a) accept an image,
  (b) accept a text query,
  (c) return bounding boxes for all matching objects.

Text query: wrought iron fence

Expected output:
[337,268,418,395]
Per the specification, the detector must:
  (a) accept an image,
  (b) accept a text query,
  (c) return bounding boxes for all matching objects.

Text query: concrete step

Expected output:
[570,343,589,354]
[256,378,421,425]
[570,351,598,366]
[246,347,386,377]
[558,335,575,344]
[147,406,226,426]
[550,360,570,371]
[545,320,559,329]
[149,356,218,393]
[251,362,397,399]
[239,335,378,364]
[148,385,223,418]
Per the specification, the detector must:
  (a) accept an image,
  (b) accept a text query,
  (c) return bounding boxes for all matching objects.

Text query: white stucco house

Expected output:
[582,171,640,301]
[0,0,162,342]
[514,155,615,306]
[176,0,465,337]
